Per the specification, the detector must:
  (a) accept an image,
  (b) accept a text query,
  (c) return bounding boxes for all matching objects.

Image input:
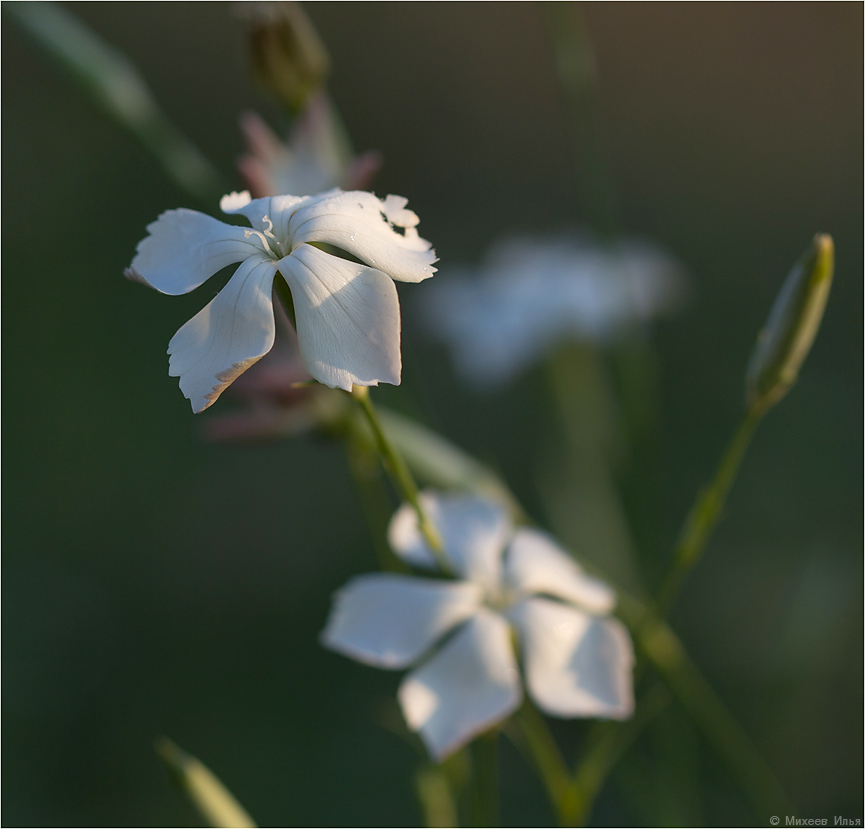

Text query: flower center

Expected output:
[244,214,292,259]
[484,583,518,614]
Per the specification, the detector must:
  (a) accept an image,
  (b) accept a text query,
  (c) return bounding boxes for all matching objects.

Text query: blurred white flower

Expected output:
[127,189,436,412]
[322,491,634,760]
[239,95,381,198]
[421,234,685,388]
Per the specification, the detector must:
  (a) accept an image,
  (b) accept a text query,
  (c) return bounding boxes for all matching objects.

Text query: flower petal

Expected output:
[288,190,437,283]
[398,608,521,760]
[320,574,482,669]
[387,492,512,591]
[505,528,616,614]
[126,208,262,295]
[509,597,634,720]
[167,256,278,412]
[277,244,401,391]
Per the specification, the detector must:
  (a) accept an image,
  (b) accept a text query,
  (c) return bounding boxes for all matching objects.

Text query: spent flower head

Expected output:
[127,189,436,412]
[322,491,635,760]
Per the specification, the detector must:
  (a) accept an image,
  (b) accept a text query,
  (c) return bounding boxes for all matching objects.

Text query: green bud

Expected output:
[240,2,330,113]
[156,738,257,828]
[746,234,834,411]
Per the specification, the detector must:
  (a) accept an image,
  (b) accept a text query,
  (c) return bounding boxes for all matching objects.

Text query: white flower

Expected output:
[420,233,685,388]
[126,189,436,412]
[321,491,635,760]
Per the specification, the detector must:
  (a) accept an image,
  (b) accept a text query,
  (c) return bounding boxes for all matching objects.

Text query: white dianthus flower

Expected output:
[322,491,635,760]
[126,189,436,411]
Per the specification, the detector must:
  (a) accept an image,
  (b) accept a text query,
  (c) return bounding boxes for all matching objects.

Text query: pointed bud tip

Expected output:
[155,737,257,828]
[814,232,833,257]
[155,736,186,768]
[746,234,835,411]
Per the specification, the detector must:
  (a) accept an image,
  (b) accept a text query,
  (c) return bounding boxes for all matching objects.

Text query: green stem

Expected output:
[566,402,768,819]
[377,406,527,523]
[569,591,795,824]
[510,701,576,826]
[656,403,765,615]
[350,387,450,574]
[543,343,644,594]
[566,683,671,826]
[415,764,460,828]
[342,437,408,574]
[470,731,500,828]
[542,1,620,236]
[632,608,796,819]
[6,1,224,204]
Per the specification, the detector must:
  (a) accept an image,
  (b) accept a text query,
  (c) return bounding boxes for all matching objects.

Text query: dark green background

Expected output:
[3,3,862,826]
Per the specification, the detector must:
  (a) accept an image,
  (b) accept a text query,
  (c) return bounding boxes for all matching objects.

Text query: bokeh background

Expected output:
[3,2,862,826]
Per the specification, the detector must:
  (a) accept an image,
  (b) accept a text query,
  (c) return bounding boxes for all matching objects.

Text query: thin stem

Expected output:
[566,402,769,819]
[415,764,460,828]
[376,406,527,523]
[470,731,499,828]
[565,683,671,826]
[350,387,450,574]
[510,701,576,826]
[342,437,408,574]
[656,403,765,615]
[543,343,644,594]
[633,609,796,819]
[542,1,621,236]
[7,2,224,204]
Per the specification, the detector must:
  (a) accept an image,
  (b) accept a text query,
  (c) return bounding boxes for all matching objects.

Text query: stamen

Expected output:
[244,228,274,255]
[261,214,276,238]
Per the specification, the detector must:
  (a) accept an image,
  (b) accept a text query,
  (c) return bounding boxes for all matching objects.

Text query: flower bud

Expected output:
[156,738,256,828]
[746,234,834,410]
[239,2,330,113]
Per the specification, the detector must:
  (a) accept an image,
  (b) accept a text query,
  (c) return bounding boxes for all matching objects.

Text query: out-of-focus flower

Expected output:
[421,234,685,388]
[239,96,381,198]
[322,491,634,760]
[127,189,437,412]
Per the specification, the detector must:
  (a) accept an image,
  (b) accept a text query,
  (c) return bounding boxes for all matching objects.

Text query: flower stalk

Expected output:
[566,682,671,826]
[470,731,500,828]
[655,403,764,616]
[542,1,620,236]
[350,386,449,572]
[6,1,224,204]
[511,701,576,825]
[632,608,796,819]
[415,764,460,829]
[656,234,834,616]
